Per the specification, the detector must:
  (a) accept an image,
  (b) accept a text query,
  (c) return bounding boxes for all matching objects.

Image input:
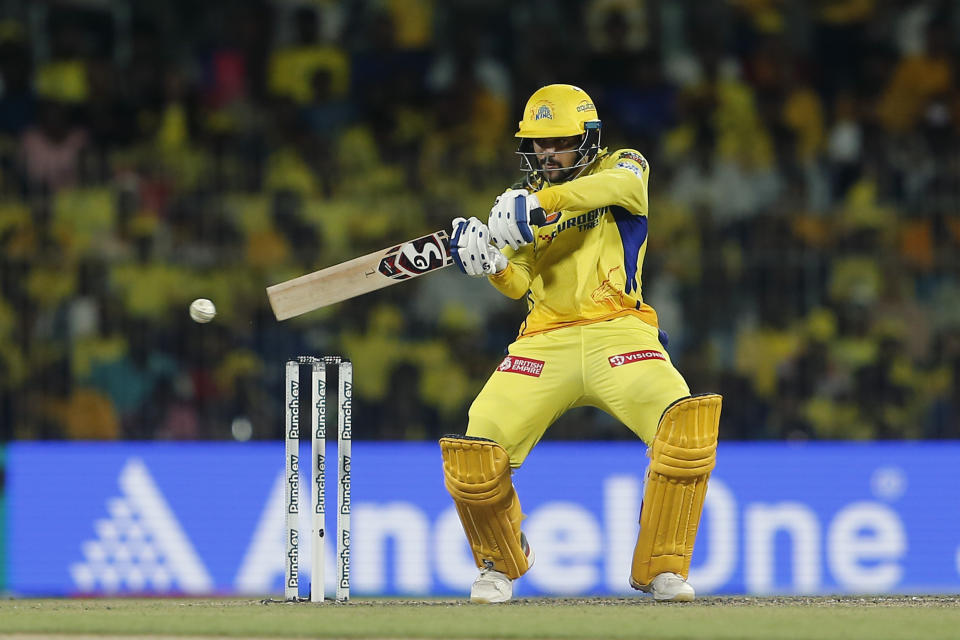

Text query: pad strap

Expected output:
[440,436,531,579]
[630,394,721,588]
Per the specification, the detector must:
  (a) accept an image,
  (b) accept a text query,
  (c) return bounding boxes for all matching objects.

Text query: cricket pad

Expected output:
[440,436,531,579]
[630,394,721,589]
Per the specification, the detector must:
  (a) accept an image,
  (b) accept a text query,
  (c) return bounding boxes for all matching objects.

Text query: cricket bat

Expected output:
[267,206,548,320]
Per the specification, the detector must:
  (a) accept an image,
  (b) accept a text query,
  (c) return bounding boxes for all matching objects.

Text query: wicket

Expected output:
[284,355,352,602]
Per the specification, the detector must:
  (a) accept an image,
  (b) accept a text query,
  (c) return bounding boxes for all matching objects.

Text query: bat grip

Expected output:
[528,208,547,226]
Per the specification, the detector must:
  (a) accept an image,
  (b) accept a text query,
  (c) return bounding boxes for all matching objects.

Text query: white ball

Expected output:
[189,298,217,323]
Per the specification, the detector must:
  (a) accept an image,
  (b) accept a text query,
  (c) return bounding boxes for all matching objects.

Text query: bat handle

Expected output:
[528,207,547,226]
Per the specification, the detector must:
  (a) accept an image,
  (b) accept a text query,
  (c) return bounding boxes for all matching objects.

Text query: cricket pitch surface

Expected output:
[1,595,958,639]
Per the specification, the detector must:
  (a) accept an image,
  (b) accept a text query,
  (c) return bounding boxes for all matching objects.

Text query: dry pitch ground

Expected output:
[1,595,958,640]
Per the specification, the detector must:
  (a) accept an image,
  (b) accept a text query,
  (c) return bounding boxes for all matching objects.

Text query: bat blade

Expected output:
[267,230,453,320]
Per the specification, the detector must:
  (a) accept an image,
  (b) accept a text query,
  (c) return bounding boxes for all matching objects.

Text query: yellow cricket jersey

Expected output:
[488,148,659,337]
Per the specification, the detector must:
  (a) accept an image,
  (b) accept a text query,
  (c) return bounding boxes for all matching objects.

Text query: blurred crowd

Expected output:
[1,0,959,443]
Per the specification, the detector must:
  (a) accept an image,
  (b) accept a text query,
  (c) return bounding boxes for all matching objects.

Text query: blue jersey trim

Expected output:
[517,290,535,336]
[611,206,647,295]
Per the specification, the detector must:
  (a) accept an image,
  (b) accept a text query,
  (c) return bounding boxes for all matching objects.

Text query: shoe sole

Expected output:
[470,596,509,604]
[630,577,695,602]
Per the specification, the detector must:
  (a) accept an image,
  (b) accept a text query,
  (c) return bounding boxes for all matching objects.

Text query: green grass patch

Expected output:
[0,597,958,639]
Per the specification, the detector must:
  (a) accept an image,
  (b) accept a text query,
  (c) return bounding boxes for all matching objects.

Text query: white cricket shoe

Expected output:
[470,533,534,604]
[470,568,513,603]
[632,572,696,602]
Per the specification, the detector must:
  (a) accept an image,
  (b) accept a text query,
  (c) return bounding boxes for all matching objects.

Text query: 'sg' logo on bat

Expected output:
[401,240,442,271]
[377,232,453,280]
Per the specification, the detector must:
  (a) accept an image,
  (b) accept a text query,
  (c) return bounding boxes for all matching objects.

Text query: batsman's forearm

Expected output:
[535,169,648,215]
[488,262,530,299]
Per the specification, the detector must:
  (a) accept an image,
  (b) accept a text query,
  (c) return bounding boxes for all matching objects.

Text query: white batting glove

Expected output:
[488,189,541,250]
[450,217,508,277]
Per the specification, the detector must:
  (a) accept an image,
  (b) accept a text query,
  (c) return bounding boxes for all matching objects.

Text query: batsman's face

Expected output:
[532,135,581,182]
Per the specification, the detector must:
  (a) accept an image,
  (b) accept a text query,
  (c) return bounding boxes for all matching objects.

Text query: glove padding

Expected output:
[488,189,541,251]
[450,217,508,277]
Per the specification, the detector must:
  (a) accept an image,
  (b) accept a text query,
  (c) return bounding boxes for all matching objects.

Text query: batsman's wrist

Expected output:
[488,258,511,279]
[491,251,508,274]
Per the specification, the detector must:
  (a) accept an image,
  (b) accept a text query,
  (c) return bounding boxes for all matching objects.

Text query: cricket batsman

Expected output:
[440,84,722,603]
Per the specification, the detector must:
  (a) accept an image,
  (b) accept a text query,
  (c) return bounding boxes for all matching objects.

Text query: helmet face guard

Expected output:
[516,120,602,186]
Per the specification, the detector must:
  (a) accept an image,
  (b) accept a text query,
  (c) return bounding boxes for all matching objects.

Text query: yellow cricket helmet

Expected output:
[515,84,602,184]
[516,84,600,138]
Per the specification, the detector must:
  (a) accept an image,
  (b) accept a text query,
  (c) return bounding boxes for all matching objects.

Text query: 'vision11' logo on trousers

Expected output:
[608,350,665,367]
[287,454,299,514]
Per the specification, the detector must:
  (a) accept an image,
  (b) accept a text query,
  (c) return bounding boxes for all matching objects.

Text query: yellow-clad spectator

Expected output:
[804,395,873,439]
[49,386,120,439]
[268,6,349,104]
[110,216,192,318]
[669,55,774,170]
[814,0,875,24]
[35,60,88,104]
[0,296,27,391]
[383,0,435,49]
[340,304,409,402]
[730,0,785,33]
[877,22,953,133]
[53,183,116,257]
[263,146,321,196]
[735,320,803,399]
[413,304,487,421]
[34,15,90,103]
[782,86,825,163]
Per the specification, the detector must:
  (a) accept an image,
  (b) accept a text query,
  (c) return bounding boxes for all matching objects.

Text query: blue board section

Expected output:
[6,442,960,596]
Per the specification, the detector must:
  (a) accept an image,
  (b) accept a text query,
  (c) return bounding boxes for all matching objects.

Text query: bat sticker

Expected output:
[378,232,452,280]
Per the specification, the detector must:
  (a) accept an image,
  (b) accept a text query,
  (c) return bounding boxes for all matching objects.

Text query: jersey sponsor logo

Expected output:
[538,208,604,244]
[541,210,561,224]
[497,355,545,377]
[614,161,643,178]
[377,232,453,280]
[608,350,666,367]
[535,105,553,120]
[617,151,647,171]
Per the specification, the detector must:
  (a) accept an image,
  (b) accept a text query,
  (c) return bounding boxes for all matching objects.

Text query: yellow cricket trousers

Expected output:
[466,315,690,466]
